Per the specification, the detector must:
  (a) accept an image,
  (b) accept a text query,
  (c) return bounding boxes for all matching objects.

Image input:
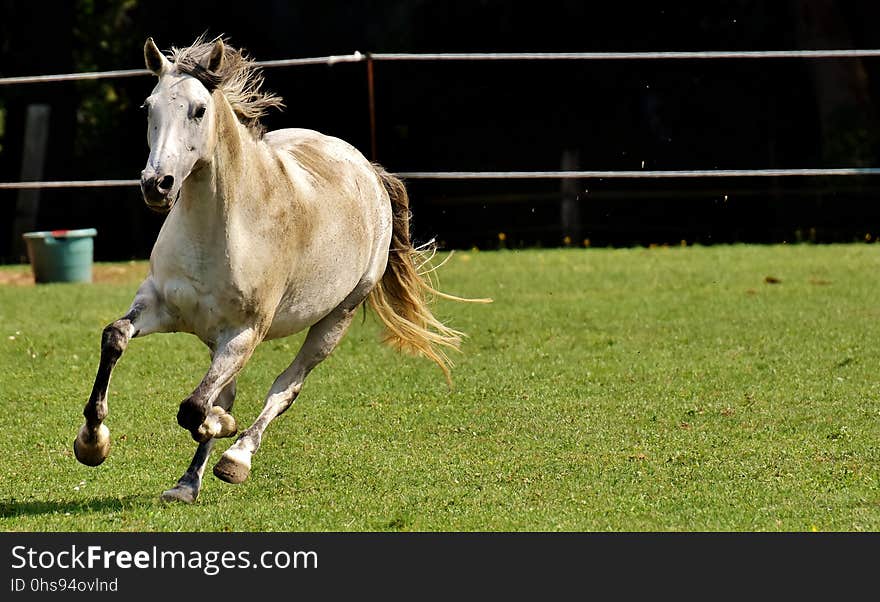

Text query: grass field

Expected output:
[1,244,878,532]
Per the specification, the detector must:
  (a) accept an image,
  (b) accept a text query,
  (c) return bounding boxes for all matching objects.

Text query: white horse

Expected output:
[74,36,489,503]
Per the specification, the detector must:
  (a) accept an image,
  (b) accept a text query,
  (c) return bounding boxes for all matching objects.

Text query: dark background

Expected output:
[1,0,879,261]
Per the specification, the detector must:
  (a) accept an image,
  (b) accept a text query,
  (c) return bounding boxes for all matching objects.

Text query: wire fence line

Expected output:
[4,169,880,191]
[0,180,140,190]
[2,48,880,191]
[370,49,880,61]
[396,168,880,180]
[0,54,366,85]
[3,48,880,86]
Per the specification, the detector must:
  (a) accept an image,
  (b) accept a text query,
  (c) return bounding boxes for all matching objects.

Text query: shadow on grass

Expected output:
[0,495,153,518]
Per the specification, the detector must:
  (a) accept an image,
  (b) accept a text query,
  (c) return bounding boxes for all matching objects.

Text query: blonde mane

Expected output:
[169,35,284,137]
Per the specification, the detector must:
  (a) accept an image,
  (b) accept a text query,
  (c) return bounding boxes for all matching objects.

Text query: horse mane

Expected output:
[169,35,284,138]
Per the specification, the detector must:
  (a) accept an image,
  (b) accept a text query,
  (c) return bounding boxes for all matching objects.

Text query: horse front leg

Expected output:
[176,327,260,442]
[75,284,167,466]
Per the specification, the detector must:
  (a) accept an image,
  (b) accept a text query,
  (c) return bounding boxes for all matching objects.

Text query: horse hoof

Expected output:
[74,423,111,467]
[213,407,238,438]
[196,406,238,441]
[193,408,238,442]
[177,397,206,432]
[160,485,198,504]
[213,448,251,484]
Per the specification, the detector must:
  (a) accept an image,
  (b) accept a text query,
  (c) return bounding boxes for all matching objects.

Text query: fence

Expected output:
[2,48,880,191]
[2,48,880,253]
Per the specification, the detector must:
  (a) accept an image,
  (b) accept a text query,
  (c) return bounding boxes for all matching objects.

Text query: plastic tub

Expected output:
[22,228,98,284]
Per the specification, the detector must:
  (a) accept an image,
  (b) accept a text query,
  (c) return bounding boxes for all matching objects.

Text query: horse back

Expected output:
[263,128,376,191]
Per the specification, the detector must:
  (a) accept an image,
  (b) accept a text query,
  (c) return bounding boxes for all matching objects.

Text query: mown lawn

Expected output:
[0,244,878,531]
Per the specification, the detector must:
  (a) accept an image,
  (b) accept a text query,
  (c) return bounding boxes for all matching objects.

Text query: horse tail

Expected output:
[368,164,491,386]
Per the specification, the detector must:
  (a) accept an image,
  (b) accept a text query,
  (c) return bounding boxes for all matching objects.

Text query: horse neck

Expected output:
[181,91,262,222]
[212,91,260,205]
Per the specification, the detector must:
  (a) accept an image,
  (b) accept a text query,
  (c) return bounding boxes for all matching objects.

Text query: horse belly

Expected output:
[264,311,314,340]
[264,269,365,340]
[264,296,342,340]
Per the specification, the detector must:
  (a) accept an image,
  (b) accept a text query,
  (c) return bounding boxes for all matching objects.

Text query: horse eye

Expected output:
[192,105,206,120]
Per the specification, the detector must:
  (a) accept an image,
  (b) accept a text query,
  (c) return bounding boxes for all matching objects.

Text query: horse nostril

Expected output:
[158,175,174,192]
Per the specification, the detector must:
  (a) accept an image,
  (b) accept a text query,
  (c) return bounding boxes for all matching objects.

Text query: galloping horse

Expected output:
[73,36,489,502]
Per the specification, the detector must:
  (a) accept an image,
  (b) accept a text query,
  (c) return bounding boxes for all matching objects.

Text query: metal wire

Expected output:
[4,49,880,86]
[0,68,150,86]
[4,169,880,190]
[0,180,139,190]
[397,169,880,180]
[256,52,366,68]
[0,54,368,86]
[372,49,880,61]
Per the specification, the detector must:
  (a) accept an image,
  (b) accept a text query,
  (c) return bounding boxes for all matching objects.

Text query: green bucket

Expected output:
[22,228,98,284]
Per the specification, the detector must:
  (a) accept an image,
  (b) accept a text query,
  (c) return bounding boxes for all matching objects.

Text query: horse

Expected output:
[73,35,490,503]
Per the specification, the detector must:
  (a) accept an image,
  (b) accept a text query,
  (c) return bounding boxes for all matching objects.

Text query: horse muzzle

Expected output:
[140,172,178,212]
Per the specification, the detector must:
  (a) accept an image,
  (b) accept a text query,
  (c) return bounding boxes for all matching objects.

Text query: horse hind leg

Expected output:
[213,286,369,484]
[161,378,237,503]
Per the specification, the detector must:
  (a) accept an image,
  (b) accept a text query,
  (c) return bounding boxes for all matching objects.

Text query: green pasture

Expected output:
[0,244,878,531]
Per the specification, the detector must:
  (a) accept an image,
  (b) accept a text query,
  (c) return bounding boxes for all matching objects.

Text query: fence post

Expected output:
[560,149,581,244]
[12,103,51,261]
[366,54,377,161]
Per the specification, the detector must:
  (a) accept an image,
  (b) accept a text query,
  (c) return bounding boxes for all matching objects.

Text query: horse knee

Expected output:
[101,321,130,358]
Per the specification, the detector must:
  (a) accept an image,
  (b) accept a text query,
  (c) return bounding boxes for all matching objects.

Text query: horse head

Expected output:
[139,37,222,212]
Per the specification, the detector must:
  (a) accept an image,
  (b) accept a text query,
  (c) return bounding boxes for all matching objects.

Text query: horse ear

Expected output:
[207,39,224,73]
[144,37,169,75]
